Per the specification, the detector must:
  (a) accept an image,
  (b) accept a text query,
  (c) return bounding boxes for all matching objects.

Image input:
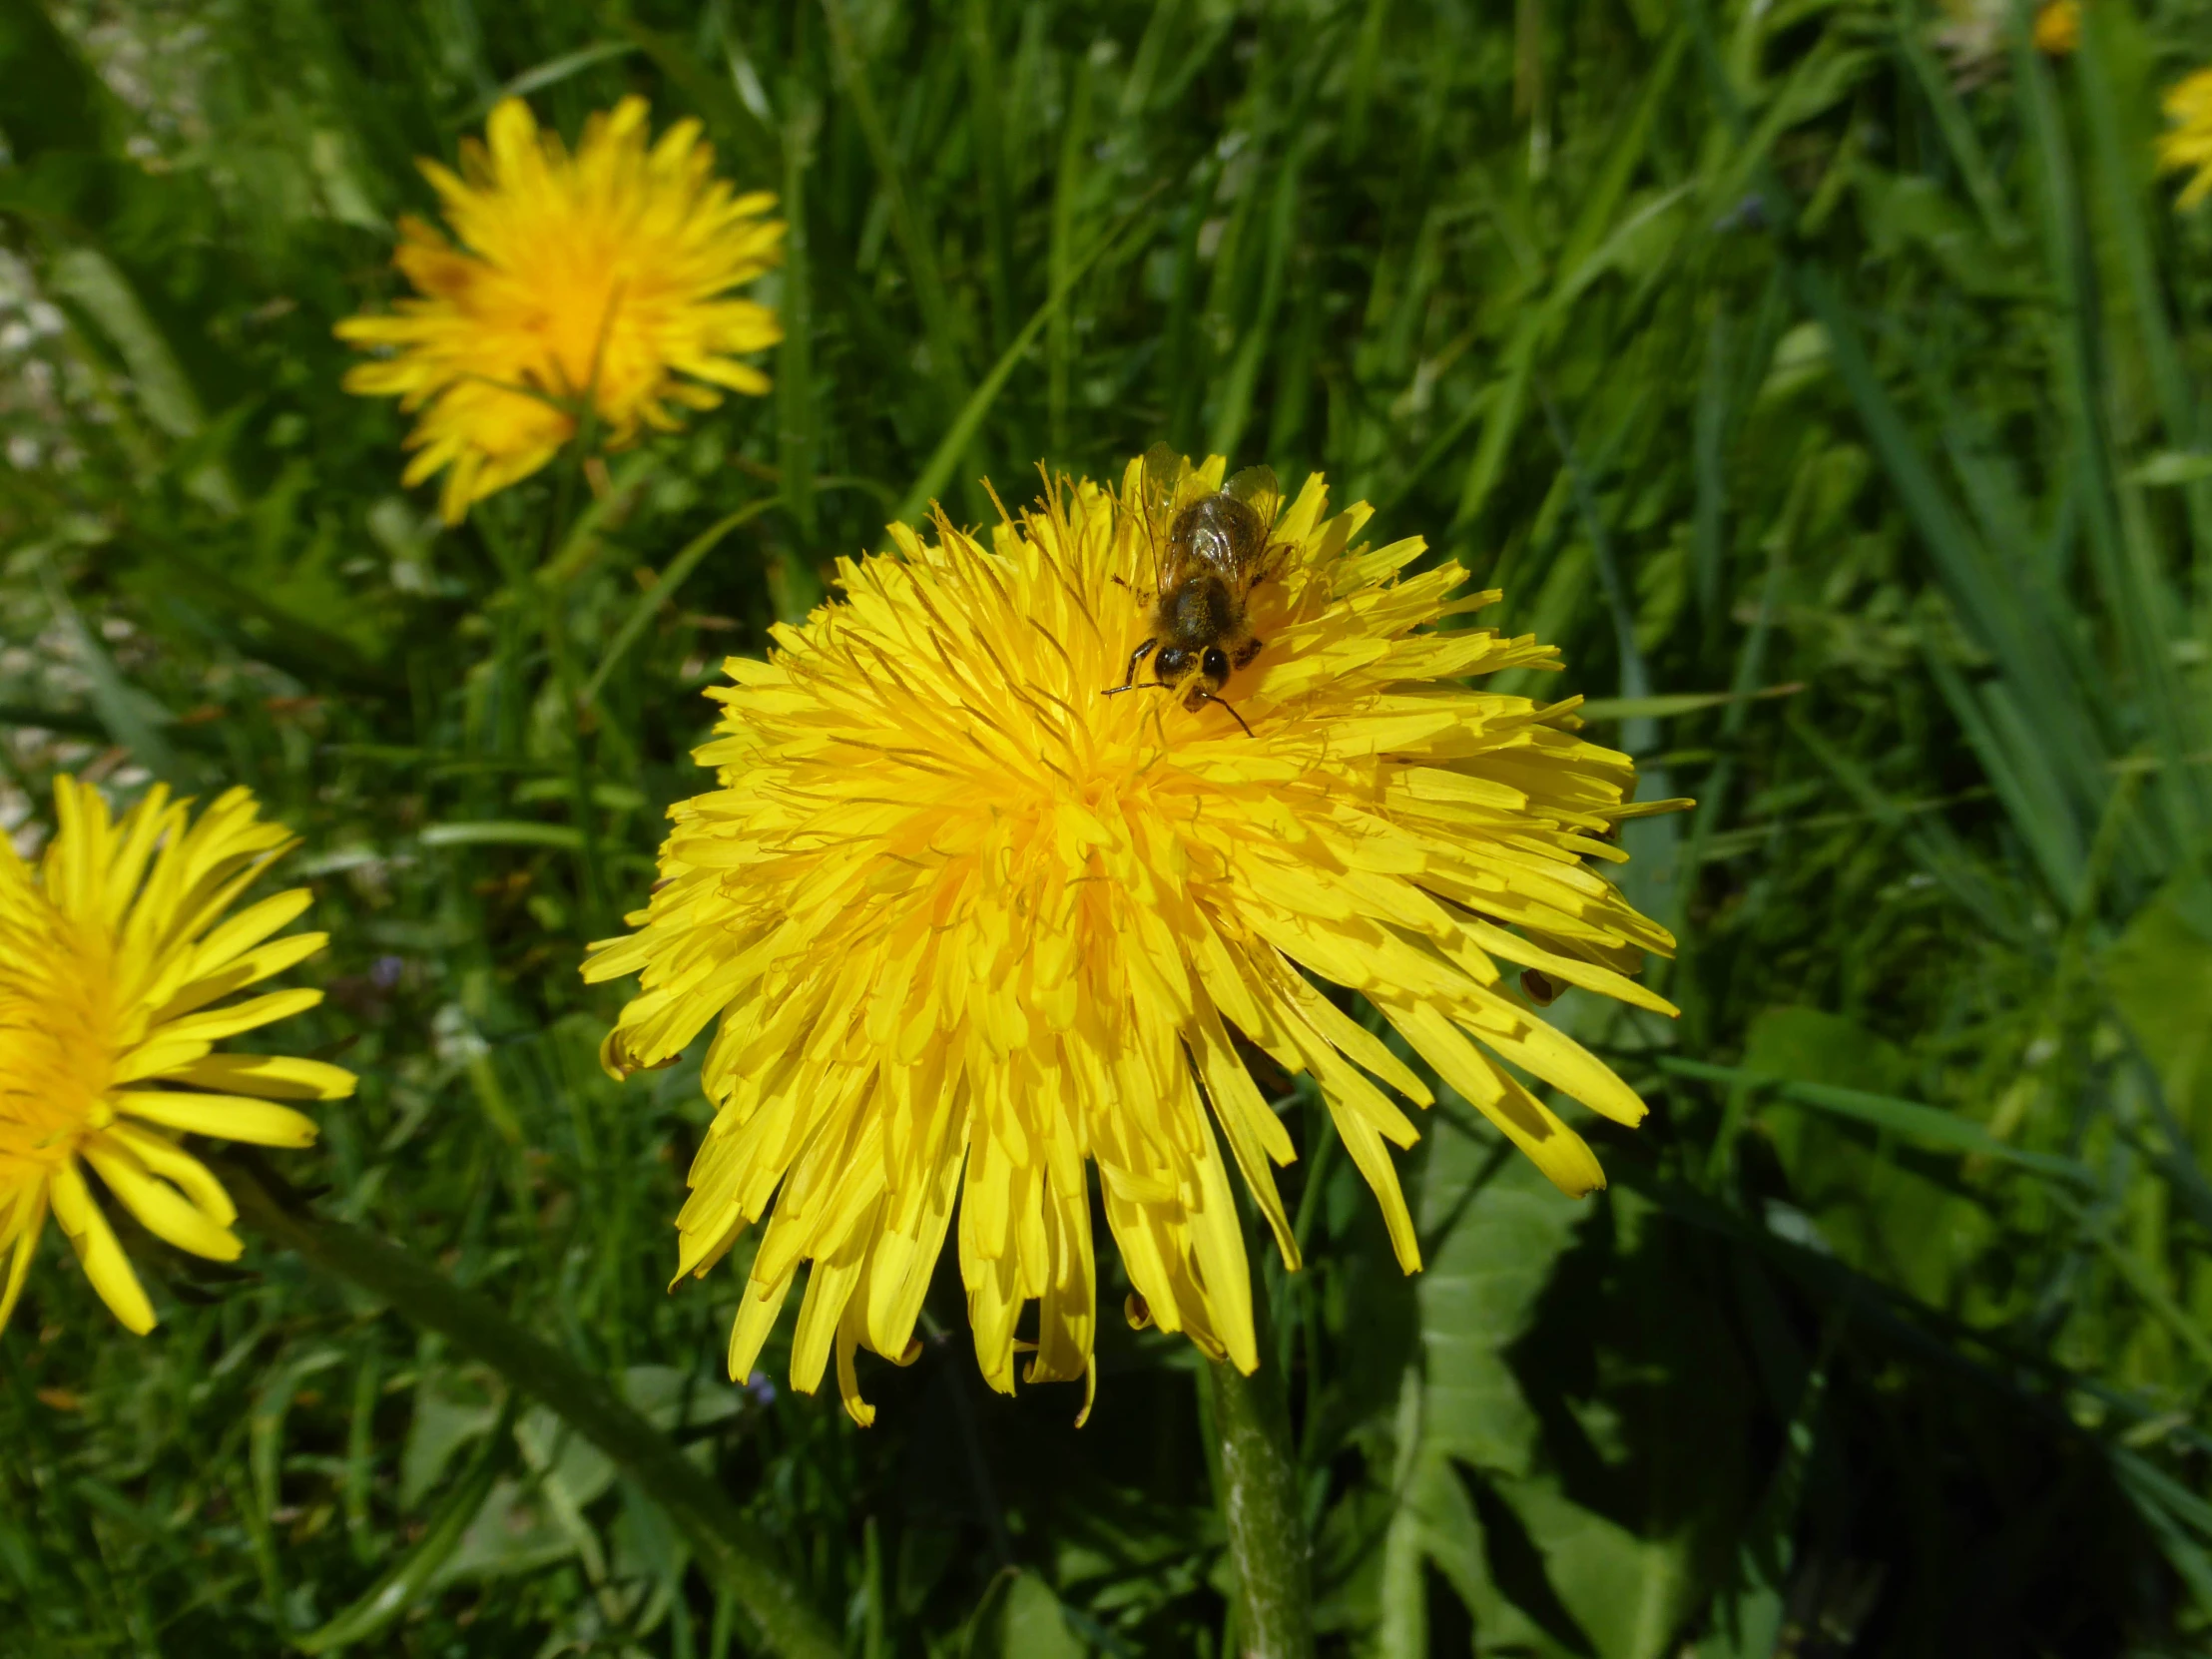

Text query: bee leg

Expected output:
[1104,638,1157,694]
[1193,691,1256,738]
[1231,637,1264,671]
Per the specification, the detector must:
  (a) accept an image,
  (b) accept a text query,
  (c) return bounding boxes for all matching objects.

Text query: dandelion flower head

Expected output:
[587,453,1677,1424]
[2162,68,2212,208]
[336,97,784,522]
[2032,0,2079,55]
[1,780,354,1335]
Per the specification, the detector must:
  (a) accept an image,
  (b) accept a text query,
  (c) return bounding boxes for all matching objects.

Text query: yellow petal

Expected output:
[81,1135,241,1262]
[834,1312,874,1428]
[139,986,323,1049]
[105,1123,239,1227]
[113,1091,319,1149]
[728,1266,796,1383]
[49,1163,155,1335]
[1384,999,1606,1198]
[0,1186,48,1335]
[1190,1007,1300,1271]
[166,1053,357,1101]
[144,929,326,1027]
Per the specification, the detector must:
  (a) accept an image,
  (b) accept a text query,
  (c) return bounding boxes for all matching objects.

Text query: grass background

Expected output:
[4,0,2212,1652]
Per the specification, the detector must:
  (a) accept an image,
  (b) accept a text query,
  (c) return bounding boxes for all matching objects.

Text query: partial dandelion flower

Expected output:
[2032,0,2078,55]
[587,453,1679,1424]
[336,97,784,523]
[0,780,354,1335]
[2163,69,2212,208]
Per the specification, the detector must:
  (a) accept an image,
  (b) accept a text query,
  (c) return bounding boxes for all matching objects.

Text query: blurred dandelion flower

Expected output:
[2162,70,2212,207]
[587,453,1676,1423]
[2032,0,2079,55]
[336,97,784,523]
[0,780,354,1335]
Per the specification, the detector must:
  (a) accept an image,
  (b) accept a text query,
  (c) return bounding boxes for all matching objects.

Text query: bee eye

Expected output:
[1202,647,1230,681]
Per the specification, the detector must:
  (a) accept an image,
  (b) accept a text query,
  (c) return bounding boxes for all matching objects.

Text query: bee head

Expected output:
[1152,644,1231,696]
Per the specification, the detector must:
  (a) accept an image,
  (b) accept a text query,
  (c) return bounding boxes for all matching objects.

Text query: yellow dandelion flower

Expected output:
[2033,0,2079,55]
[0,779,355,1335]
[2163,69,2212,208]
[586,453,1677,1425]
[336,97,785,523]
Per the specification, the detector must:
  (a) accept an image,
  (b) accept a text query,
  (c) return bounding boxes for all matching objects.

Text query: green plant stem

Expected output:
[1205,1355,1314,1659]
[215,1155,841,1659]
[538,470,609,929]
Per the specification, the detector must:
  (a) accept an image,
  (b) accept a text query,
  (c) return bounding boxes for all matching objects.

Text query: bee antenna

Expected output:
[1100,679,1254,739]
[1196,693,1256,739]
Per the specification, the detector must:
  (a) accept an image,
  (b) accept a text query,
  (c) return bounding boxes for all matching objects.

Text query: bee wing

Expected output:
[1224,464,1287,584]
[1224,464,1282,531]
[1140,443,1185,594]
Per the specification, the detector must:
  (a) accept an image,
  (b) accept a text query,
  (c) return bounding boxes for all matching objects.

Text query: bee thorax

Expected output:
[1165,575,1236,642]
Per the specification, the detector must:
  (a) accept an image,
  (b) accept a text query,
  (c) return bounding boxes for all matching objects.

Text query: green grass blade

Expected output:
[1047,52,1094,455]
[580,497,781,706]
[2112,1452,2212,1614]
[2073,0,2212,564]
[420,821,588,851]
[1660,1058,2096,1187]
[962,0,1018,353]
[468,41,636,120]
[221,1156,843,1659]
[890,194,1158,532]
[616,17,780,181]
[293,1397,520,1653]
[36,555,182,784]
[820,0,971,435]
[779,86,821,544]
[1892,5,2021,248]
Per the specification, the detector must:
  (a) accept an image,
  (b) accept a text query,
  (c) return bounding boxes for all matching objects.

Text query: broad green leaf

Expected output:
[431,1475,580,1586]
[1416,1119,1580,1478]
[990,1571,1086,1658]
[1737,1009,1999,1309]
[400,1376,499,1508]
[1373,1103,1751,1659]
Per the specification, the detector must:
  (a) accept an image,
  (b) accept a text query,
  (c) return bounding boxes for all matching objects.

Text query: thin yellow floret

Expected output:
[336,97,784,521]
[587,454,1677,1425]
[0,779,354,1335]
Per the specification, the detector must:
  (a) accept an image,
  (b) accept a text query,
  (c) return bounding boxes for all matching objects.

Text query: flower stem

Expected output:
[216,1154,841,1659]
[1206,1354,1315,1659]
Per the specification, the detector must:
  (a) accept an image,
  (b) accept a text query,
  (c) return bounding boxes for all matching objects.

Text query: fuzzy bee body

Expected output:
[1105,447,1285,736]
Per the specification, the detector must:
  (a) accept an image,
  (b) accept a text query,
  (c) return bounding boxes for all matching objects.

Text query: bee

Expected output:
[1103,444,1287,737]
